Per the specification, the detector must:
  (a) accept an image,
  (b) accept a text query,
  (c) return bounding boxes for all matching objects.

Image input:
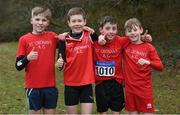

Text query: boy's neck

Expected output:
[131,40,143,44]
[69,31,83,39]
[106,38,113,43]
[32,31,44,35]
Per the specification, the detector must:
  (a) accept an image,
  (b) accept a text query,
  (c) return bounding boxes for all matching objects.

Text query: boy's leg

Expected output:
[129,112,153,115]
[136,95,154,113]
[112,111,120,115]
[80,84,94,114]
[43,108,56,114]
[64,85,80,114]
[95,82,109,114]
[95,80,125,114]
[81,103,93,114]
[66,105,78,114]
[42,87,58,114]
[25,88,42,113]
[109,80,124,114]
[129,111,139,114]
[29,110,41,114]
[125,91,136,112]
[26,87,58,114]
[125,91,154,113]
[144,113,153,115]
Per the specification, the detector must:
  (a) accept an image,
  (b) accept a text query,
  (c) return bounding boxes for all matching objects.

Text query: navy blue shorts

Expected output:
[25,87,58,111]
[64,84,94,106]
[95,80,124,112]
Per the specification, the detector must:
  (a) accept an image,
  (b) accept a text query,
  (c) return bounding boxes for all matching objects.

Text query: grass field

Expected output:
[0,42,179,114]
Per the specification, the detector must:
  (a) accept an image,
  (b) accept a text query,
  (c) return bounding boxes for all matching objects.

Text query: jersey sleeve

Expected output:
[90,32,98,42]
[118,36,130,49]
[58,40,66,62]
[16,37,26,57]
[149,45,164,71]
[51,32,59,48]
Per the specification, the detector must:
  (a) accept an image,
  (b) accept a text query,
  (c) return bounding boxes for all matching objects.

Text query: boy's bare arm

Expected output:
[56,32,68,41]
[56,26,95,41]
[137,49,164,71]
[83,26,95,33]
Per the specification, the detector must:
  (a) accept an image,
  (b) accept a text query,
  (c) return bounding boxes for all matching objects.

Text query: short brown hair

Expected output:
[67,7,86,21]
[124,18,142,30]
[99,16,117,28]
[31,6,52,20]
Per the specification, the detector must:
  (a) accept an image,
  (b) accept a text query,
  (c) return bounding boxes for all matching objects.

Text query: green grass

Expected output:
[0,42,65,114]
[0,42,180,114]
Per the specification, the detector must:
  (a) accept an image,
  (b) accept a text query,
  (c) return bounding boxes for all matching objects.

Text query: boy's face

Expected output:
[125,25,143,43]
[68,14,86,34]
[30,14,49,34]
[100,22,118,41]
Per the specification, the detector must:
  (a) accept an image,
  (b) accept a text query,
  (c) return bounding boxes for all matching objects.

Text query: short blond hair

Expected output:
[67,7,86,21]
[124,18,142,30]
[31,6,52,20]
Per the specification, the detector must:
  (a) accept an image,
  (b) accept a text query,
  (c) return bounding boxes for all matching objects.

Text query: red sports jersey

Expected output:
[94,35,129,84]
[124,42,163,98]
[16,32,58,88]
[63,31,95,86]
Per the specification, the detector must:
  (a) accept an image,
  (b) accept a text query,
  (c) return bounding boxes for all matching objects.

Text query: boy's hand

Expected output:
[27,47,38,61]
[98,34,107,45]
[56,53,64,70]
[141,30,152,42]
[137,58,150,65]
[55,32,68,41]
[83,26,95,33]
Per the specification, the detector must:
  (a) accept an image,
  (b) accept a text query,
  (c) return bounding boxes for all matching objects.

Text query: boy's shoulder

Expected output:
[44,31,57,36]
[144,42,154,47]
[19,33,32,40]
[115,35,128,39]
[45,31,57,34]
[19,31,57,40]
[142,42,156,51]
[114,35,129,43]
[19,31,54,36]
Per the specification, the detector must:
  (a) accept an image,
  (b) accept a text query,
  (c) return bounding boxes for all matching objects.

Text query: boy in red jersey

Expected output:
[123,18,164,114]
[93,16,129,114]
[94,16,152,114]
[57,7,99,114]
[15,6,59,114]
[57,14,152,114]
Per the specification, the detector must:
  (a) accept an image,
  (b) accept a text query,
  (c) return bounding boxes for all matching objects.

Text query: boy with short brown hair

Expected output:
[57,7,98,114]
[124,18,163,114]
[15,6,59,114]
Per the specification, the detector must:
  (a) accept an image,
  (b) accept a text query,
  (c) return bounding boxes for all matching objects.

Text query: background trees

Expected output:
[0,0,179,67]
[0,1,179,113]
[0,0,179,42]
